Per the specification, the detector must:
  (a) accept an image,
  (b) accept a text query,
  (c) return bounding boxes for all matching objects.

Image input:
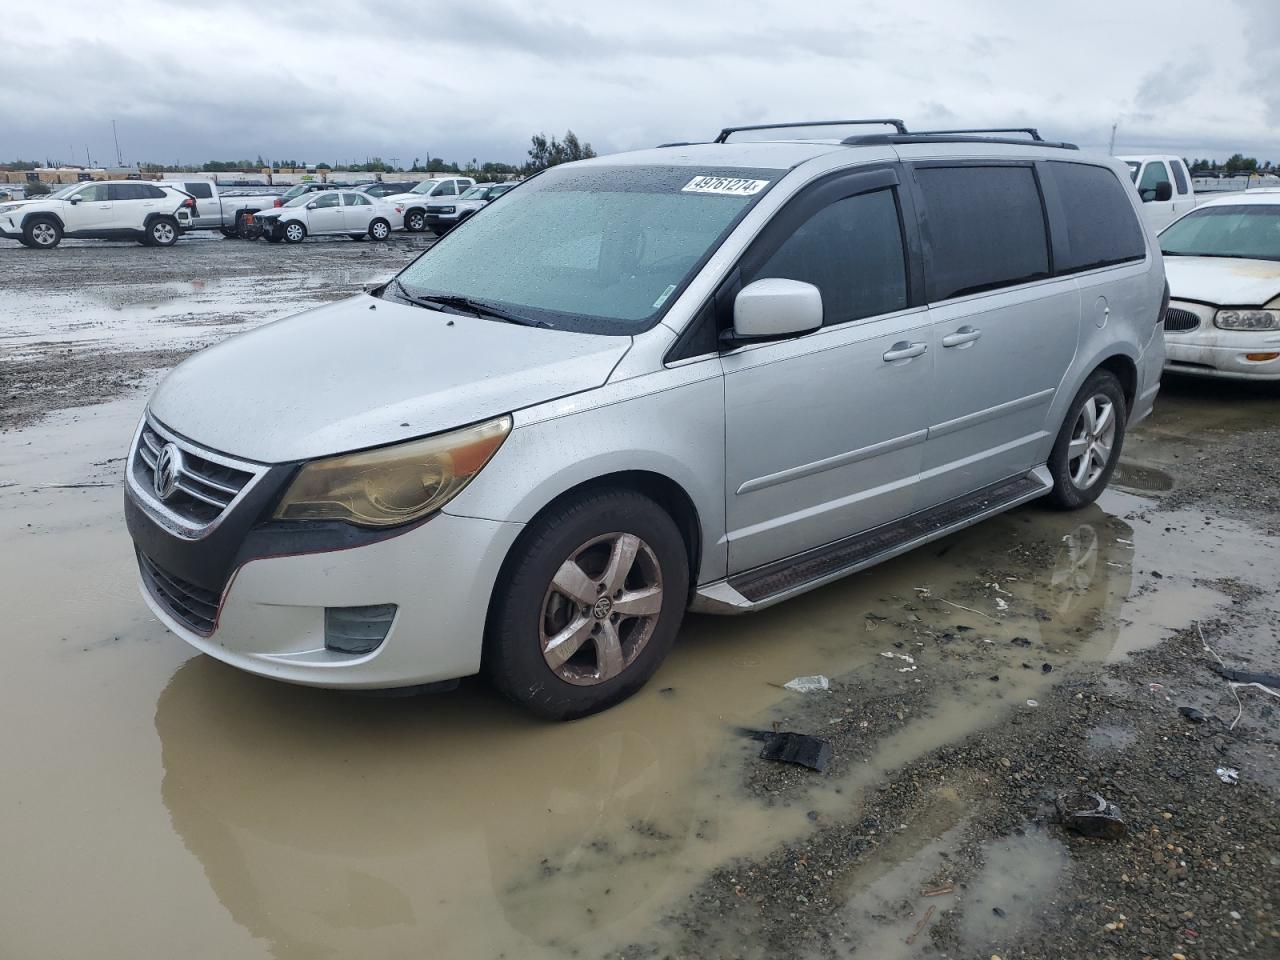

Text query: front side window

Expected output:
[185,182,213,199]
[914,165,1050,301]
[749,189,908,326]
[395,164,779,334]
[1047,162,1146,273]
[1160,204,1280,262]
[75,183,109,202]
[436,181,457,196]
[313,193,340,208]
[1137,161,1170,201]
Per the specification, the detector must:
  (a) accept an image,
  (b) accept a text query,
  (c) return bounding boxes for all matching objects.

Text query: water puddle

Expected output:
[956,829,1071,954]
[1,394,1277,958]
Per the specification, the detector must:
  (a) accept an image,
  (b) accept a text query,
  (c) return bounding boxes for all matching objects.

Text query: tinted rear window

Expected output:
[1047,162,1146,273]
[915,165,1050,301]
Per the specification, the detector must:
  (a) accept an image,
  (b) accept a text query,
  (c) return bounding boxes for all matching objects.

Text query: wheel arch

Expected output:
[20,210,64,231]
[1095,353,1138,412]
[488,469,704,611]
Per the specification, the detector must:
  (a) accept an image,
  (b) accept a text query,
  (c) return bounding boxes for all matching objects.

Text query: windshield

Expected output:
[490,184,515,197]
[459,186,486,200]
[394,164,779,334]
[47,183,84,200]
[284,193,321,208]
[1125,161,1141,183]
[410,180,441,195]
[1160,204,1280,262]
[281,184,317,200]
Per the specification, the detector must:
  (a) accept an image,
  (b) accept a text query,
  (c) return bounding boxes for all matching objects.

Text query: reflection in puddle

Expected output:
[2,398,1279,957]
[1112,460,1175,494]
[957,830,1071,953]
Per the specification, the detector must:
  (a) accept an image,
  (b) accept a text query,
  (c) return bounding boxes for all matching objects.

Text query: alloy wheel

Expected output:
[286,224,304,242]
[32,223,57,246]
[371,221,389,239]
[1068,394,1116,490]
[153,222,175,244]
[539,532,664,686]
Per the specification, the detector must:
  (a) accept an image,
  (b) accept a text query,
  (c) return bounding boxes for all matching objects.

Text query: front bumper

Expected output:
[136,510,522,688]
[1165,321,1280,381]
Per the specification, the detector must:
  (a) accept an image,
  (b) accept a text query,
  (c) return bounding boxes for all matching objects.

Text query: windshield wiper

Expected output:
[387,280,551,327]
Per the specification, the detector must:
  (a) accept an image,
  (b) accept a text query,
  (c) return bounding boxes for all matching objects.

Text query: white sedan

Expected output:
[252,190,403,243]
[1160,192,1280,380]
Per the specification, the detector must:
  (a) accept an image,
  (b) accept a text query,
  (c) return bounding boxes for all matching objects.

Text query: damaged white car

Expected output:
[1159,192,1280,380]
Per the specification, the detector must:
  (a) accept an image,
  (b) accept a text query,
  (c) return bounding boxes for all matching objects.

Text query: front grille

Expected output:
[138,551,220,635]
[132,420,257,529]
[1164,307,1201,332]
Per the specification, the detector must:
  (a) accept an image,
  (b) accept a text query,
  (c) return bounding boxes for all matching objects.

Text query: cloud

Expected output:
[0,0,1275,168]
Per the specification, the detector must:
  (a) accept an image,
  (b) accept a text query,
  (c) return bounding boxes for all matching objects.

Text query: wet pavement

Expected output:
[1,240,1278,958]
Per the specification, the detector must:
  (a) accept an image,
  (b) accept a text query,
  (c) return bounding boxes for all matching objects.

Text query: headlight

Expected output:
[1215,309,1280,331]
[273,415,511,527]
[0,204,16,215]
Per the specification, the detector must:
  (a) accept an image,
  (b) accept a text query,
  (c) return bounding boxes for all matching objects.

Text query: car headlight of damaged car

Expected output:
[273,415,511,527]
[1215,309,1280,331]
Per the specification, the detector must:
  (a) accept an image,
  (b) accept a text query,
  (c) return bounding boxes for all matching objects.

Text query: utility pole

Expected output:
[112,120,124,167]
[1108,122,1118,156]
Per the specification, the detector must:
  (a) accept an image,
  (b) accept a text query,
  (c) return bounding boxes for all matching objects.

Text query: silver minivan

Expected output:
[124,120,1167,718]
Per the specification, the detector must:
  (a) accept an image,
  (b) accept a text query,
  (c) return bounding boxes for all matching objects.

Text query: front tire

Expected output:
[404,209,426,232]
[220,226,240,239]
[1046,369,1127,510]
[23,217,61,249]
[486,489,690,720]
[283,221,306,244]
[368,218,391,241]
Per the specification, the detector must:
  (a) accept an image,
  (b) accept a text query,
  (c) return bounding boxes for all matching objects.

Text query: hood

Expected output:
[1165,256,1280,307]
[386,190,431,205]
[148,294,630,463]
[0,197,50,213]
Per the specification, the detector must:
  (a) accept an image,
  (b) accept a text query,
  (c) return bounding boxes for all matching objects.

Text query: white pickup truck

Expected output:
[1118,155,1199,232]
[166,179,284,237]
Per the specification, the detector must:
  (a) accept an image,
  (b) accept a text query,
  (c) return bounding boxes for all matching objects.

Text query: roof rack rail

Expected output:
[914,127,1044,141]
[714,119,907,143]
[840,132,1078,151]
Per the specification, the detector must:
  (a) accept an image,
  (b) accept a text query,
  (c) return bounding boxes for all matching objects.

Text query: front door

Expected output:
[62,182,113,231]
[906,163,1081,508]
[723,170,934,574]
[307,192,344,233]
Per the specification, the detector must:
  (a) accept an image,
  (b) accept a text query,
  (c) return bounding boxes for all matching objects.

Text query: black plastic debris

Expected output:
[1178,705,1207,723]
[1210,665,1280,688]
[1042,663,1053,674]
[1055,790,1127,840]
[1011,636,1032,647]
[758,732,833,772]
[992,906,1007,919]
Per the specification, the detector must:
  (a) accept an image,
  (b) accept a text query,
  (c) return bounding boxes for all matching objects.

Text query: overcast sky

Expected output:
[2,0,1277,169]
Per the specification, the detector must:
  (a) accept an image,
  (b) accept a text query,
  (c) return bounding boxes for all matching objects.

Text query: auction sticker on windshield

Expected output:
[682,175,770,196]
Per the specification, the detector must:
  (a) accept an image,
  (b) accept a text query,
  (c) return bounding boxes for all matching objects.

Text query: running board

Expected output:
[693,468,1052,614]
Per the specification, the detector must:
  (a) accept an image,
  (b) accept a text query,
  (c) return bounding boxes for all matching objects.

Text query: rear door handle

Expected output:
[882,341,928,362]
[941,326,982,348]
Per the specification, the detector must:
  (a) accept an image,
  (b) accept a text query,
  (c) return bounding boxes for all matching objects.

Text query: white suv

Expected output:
[124,121,1166,719]
[0,180,194,249]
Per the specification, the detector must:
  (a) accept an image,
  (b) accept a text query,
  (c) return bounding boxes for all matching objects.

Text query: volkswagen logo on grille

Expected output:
[153,442,184,502]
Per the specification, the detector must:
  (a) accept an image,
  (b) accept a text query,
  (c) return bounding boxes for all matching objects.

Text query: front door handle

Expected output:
[882,341,928,362]
[941,326,982,348]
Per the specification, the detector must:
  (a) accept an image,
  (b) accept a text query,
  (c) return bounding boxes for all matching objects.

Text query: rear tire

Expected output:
[368,218,391,241]
[283,221,306,244]
[147,217,179,247]
[1046,369,1127,510]
[265,233,283,243]
[23,217,61,249]
[486,489,689,720]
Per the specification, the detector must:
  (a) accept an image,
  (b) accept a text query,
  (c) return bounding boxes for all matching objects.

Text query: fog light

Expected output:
[1244,352,1279,362]
[324,604,397,655]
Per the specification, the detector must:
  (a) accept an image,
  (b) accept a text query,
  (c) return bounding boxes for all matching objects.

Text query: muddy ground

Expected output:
[0,237,1277,959]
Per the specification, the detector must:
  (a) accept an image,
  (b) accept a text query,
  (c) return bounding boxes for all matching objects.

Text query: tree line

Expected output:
[3,131,596,180]
[1185,154,1276,175]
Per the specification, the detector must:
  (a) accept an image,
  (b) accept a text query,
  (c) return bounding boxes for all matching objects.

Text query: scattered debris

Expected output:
[758,732,833,772]
[1215,767,1240,785]
[992,906,1007,919]
[1042,663,1053,674]
[1026,699,1039,707]
[1178,706,1206,723]
[1056,790,1127,840]
[904,904,936,945]
[1011,636,1032,647]
[880,651,915,664]
[782,675,830,693]
[995,597,1009,612]
[920,883,954,897]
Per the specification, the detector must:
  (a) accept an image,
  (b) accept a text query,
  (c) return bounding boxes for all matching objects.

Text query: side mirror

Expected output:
[1154,180,1173,202]
[68,196,81,205]
[732,278,823,340]
[306,201,318,210]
